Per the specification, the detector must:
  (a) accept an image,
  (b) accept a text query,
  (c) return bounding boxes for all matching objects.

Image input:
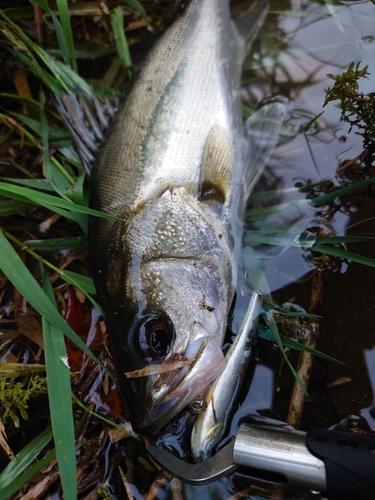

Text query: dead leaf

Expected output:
[2,115,25,148]
[171,477,184,500]
[0,362,45,377]
[326,376,352,388]
[38,212,61,233]
[145,471,171,500]
[109,421,134,444]
[124,359,193,378]
[65,286,92,338]
[118,466,143,500]
[0,419,15,461]
[20,470,60,500]
[14,290,44,348]
[13,68,32,99]
[102,385,126,418]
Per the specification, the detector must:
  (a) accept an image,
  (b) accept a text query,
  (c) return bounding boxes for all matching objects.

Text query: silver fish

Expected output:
[89,0,284,434]
[191,292,263,461]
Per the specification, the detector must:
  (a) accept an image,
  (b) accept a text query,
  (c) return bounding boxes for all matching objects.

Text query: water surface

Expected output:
[176,1,375,498]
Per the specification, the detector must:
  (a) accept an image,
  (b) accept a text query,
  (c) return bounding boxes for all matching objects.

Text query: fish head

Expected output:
[97,192,232,434]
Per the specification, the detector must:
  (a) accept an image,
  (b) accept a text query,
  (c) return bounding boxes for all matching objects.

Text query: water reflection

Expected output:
[181,1,375,498]
[242,0,375,297]
[229,364,274,435]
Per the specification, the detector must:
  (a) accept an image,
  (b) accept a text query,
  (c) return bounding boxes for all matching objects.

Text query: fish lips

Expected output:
[135,336,226,435]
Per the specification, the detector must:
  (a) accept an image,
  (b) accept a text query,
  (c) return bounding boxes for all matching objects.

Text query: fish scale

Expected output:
[89,0,284,434]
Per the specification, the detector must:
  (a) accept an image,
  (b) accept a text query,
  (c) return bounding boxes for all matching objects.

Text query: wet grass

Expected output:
[0,2,152,498]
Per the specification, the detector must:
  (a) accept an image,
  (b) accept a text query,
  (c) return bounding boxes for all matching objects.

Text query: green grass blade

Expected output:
[111,8,132,75]
[30,0,77,72]
[60,270,102,312]
[0,200,32,216]
[0,230,104,368]
[4,229,98,310]
[313,244,375,268]
[0,8,89,95]
[258,329,344,364]
[39,89,73,201]
[0,415,86,499]
[23,237,86,253]
[0,449,56,500]
[299,112,324,132]
[315,235,375,244]
[0,426,53,490]
[0,12,61,94]
[1,178,56,191]
[50,57,92,95]
[55,0,78,72]
[0,188,76,220]
[41,264,77,500]
[50,11,71,68]
[68,171,87,206]
[58,145,81,165]
[0,113,40,148]
[263,312,308,396]
[8,113,42,136]
[310,177,375,207]
[47,157,76,200]
[72,394,139,439]
[120,0,151,21]
[61,271,96,295]
[0,182,124,220]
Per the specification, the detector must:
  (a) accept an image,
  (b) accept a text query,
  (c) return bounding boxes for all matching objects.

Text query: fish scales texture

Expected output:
[90,0,270,434]
[93,0,237,215]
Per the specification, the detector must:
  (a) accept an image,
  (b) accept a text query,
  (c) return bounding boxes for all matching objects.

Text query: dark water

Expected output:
[156,1,375,499]
[249,0,375,426]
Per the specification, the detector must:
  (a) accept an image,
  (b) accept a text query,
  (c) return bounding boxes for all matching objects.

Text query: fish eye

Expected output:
[136,315,175,360]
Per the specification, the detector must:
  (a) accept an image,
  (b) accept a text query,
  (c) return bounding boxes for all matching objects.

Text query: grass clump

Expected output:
[0,375,47,428]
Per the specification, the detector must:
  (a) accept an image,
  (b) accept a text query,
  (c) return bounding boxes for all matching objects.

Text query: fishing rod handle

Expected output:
[306,428,375,500]
[233,423,326,491]
[233,422,375,499]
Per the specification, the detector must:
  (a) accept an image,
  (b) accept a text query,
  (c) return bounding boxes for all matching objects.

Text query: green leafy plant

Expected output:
[0,375,48,428]
[324,61,375,167]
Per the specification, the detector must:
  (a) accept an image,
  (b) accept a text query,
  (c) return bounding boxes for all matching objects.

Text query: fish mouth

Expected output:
[136,337,226,435]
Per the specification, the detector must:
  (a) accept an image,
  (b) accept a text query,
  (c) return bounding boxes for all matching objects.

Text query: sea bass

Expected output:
[90,0,283,434]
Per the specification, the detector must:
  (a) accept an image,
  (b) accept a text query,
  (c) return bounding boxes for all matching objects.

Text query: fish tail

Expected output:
[55,89,120,176]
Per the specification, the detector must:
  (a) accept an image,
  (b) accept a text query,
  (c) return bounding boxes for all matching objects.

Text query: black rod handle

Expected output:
[306,429,375,500]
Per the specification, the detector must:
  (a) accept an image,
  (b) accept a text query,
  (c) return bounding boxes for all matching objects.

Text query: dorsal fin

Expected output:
[198,125,233,204]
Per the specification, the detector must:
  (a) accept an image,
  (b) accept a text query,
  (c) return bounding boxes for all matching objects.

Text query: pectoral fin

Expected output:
[199,125,233,204]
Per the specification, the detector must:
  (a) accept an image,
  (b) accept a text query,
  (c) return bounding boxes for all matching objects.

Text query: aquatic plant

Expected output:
[324,61,375,168]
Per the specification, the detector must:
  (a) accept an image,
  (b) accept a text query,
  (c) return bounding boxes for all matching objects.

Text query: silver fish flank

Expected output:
[89,0,284,434]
